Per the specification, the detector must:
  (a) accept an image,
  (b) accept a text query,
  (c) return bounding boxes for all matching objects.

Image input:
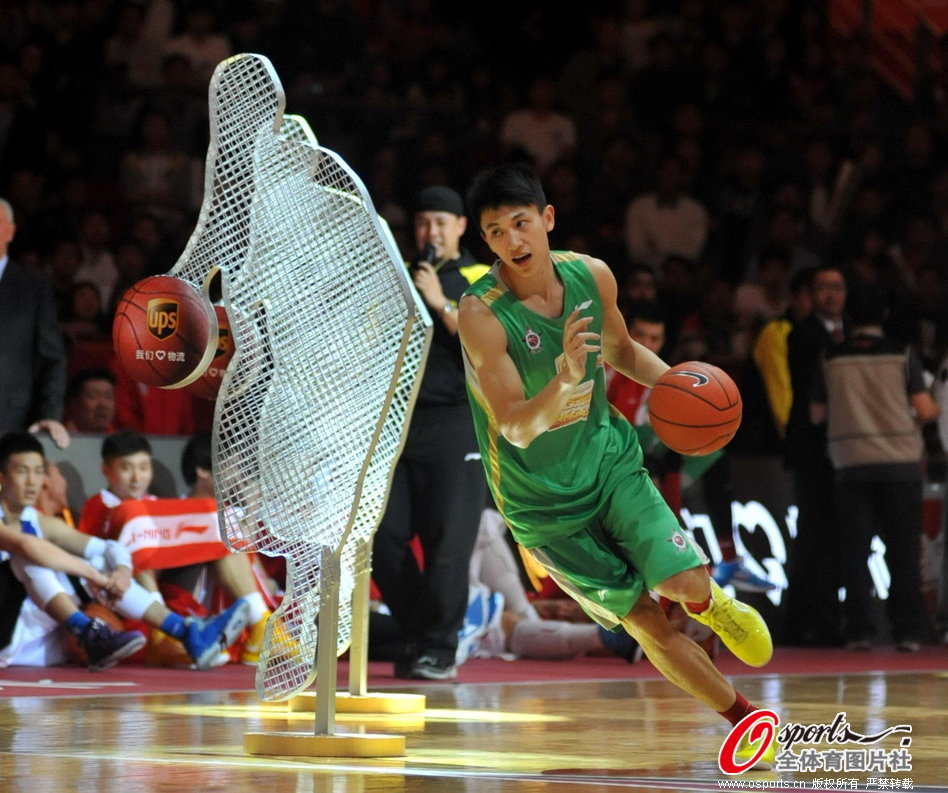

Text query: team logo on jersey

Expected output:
[670,369,710,387]
[524,327,543,353]
[668,531,687,551]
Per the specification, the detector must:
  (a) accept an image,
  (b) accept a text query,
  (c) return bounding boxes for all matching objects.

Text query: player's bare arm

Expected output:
[584,255,669,386]
[36,513,132,603]
[38,512,100,558]
[0,523,108,586]
[458,295,598,448]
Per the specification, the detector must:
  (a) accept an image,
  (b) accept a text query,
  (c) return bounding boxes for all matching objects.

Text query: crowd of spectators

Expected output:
[0,0,946,652]
[1,0,946,436]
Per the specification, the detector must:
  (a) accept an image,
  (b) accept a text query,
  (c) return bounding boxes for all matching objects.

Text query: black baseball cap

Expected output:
[415,186,464,217]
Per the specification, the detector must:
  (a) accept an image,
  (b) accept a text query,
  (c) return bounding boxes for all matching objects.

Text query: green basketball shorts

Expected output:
[528,463,707,628]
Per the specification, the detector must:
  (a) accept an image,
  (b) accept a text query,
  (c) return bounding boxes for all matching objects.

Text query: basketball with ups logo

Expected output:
[186,304,235,400]
[112,275,213,387]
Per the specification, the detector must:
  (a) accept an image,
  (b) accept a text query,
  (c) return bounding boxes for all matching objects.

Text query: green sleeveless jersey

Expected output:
[463,252,643,548]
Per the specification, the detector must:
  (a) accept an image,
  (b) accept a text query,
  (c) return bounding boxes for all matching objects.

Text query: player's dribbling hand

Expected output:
[560,308,600,385]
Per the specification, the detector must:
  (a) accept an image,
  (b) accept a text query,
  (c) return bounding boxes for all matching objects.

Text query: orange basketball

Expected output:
[64,602,132,666]
[648,361,742,456]
[186,305,234,400]
[112,275,213,387]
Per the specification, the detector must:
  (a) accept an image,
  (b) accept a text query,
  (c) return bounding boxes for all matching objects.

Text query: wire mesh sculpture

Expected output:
[167,53,431,703]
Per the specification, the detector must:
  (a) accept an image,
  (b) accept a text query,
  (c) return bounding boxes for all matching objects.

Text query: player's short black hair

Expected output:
[180,432,212,487]
[626,300,666,326]
[101,429,152,462]
[66,367,115,402]
[0,431,44,472]
[466,163,547,230]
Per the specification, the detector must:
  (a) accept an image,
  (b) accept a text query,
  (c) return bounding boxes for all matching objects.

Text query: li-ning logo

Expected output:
[146,299,179,340]
[524,327,543,353]
[719,710,913,776]
[670,369,709,387]
[174,523,209,539]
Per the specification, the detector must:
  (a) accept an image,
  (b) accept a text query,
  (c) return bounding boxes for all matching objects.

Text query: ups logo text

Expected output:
[147,299,179,340]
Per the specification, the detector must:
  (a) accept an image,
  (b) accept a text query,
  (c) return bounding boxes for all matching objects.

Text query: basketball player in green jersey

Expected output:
[458,163,775,768]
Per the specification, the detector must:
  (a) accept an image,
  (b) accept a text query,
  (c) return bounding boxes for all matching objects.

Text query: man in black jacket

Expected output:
[371,186,488,680]
[0,198,68,447]
[782,264,847,646]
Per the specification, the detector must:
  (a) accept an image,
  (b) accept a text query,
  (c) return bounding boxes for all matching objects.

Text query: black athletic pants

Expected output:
[371,403,486,665]
[782,456,844,645]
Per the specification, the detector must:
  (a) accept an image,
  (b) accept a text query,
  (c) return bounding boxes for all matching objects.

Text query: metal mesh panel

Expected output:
[168,54,430,701]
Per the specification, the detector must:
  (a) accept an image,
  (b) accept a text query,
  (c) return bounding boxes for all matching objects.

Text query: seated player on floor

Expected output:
[0,431,249,670]
[78,429,283,665]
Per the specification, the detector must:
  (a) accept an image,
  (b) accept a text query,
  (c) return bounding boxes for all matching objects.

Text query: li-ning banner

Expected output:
[102,498,231,571]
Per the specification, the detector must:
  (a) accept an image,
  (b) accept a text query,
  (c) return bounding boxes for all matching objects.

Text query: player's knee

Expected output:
[12,560,70,607]
[652,566,710,604]
[621,595,675,642]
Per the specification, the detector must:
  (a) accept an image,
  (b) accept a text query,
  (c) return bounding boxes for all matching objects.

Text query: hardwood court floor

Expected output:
[0,661,946,793]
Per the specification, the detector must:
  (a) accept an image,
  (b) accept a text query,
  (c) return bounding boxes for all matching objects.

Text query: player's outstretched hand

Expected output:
[560,308,600,385]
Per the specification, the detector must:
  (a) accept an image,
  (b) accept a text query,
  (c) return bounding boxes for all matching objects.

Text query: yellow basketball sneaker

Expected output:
[143,629,193,668]
[735,731,777,770]
[240,612,301,665]
[240,612,270,665]
[685,580,773,667]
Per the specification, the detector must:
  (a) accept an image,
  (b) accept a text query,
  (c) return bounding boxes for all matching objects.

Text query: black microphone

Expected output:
[420,243,436,264]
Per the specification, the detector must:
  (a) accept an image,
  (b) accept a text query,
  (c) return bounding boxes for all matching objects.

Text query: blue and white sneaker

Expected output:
[712,559,778,593]
[456,584,503,665]
[183,598,251,670]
